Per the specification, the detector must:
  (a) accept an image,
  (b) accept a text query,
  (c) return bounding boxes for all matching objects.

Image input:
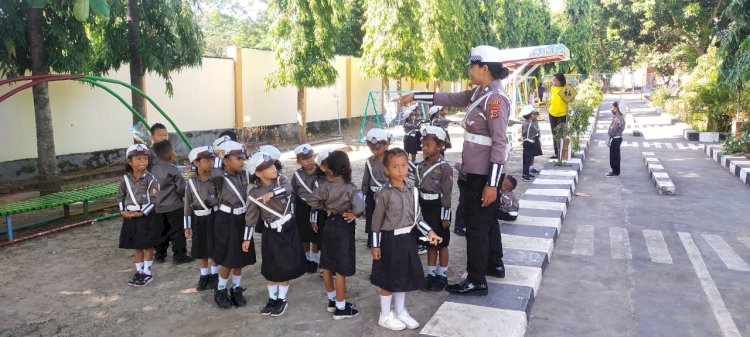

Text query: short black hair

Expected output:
[383,148,409,166]
[323,150,352,183]
[219,129,238,141]
[150,123,167,135]
[553,73,566,86]
[504,175,517,190]
[153,140,174,161]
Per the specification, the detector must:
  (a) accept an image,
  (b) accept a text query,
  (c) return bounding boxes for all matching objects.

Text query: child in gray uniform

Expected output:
[371,148,442,331]
[607,101,625,177]
[363,128,391,248]
[307,151,365,320]
[521,106,542,181]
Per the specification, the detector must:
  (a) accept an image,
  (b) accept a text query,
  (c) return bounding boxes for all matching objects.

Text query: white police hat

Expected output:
[315,148,332,166]
[422,126,447,142]
[294,144,314,158]
[126,144,149,159]
[521,105,539,117]
[429,105,444,116]
[404,104,419,114]
[259,145,281,161]
[217,141,246,159]
[246,151,275,175]
[212,135,232,149]
[366,128,391,144]
[188,146,214,163]
[467,45,504,65]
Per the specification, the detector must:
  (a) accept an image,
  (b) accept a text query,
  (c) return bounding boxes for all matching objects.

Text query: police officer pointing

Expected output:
[397,45,510,295]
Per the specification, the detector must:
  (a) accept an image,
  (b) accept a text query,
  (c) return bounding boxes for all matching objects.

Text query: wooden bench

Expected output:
[1,183,118,241]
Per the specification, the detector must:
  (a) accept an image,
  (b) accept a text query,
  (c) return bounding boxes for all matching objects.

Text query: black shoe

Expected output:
[172,254,195,265]
[446,279,488,296]
[207,274,219,289]
[127,272,142,286]
[271,299,288,317]
[487,267,506,279]
[214,288,233,309]
[154,254,166,264]
[530,168,541,174]
[261,298,276,315]
[521,175,533,182]
[550,155,559,159]
[196,275,210,291]
[422,274,436,291]
[605,172,620,177]
[327,300,355,313]
[135,273,153,287]
[431,275,448,291]
[453,228,466,236]
[306,260,318,274]
[231,287,247,307]
[333,302,359,320]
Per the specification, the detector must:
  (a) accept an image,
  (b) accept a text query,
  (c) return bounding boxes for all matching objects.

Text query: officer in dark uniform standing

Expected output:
[397,45,511,295]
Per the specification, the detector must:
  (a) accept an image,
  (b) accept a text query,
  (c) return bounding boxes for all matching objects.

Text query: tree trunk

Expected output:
[27,7,61,195]
[297,87,307,143]
[128,0,146,125]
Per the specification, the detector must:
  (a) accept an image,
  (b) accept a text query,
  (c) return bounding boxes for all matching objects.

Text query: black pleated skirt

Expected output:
[261,218,306,282]
[119,212,163,249]
[404,132,422,154]
[190,213,215,259]
[319,215,356,276]
[370,230,424,292]
[293,195,320,245]
[213,211,256,268]
[420,198,450,248]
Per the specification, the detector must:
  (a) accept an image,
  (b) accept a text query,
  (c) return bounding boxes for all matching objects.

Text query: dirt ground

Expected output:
[0,121,548,337]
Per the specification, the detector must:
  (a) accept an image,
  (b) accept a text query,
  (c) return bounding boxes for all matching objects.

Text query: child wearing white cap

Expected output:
[291,144,323,273]
[521,105,542,181]
[118,144,163,287]
[402,105,424,162]
[244,151,305,317]
[429,105,452,153]
[362,128,391,248]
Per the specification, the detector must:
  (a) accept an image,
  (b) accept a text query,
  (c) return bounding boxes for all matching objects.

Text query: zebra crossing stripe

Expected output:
[610,227,632,260]
[665,143,674,149]
[702,234,750,272]
[643,142,650,148]
[678,232,742,337]
[571,225,595,256]
[677,143,687,149]
[631,141,639,148]
[643,229,673,264]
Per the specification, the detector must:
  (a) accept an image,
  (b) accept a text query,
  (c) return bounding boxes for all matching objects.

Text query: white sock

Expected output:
[327,290,336,301]
[268,285,278,300]
[210,265,220,274]
[143,260,153,275]
[231,275,241,289]
[438,266,449,277]
[335,300,346,310]
[305,251,311,261]
[314,251,321,263]
[427,265,437,276]
[380,295,392,316]
[135,262,144,273]
[278,285,289,300]
[218,277,229,290]
[200,267,209,276]
[393,292,406,314]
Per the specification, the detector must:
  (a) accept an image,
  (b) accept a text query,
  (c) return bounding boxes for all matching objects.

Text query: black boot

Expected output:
[231,287,247,307]
[214,288,232,309]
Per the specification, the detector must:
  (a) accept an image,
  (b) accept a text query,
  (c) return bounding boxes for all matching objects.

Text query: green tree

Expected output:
[0,0,109,194]
[421,0,479,85]
[266,0,338,143]
[196,2,273,56]
[332,0,365,56]
[718,0,750,122]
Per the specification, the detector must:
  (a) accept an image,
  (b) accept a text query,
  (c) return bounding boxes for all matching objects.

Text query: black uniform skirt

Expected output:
[293,195,320,245]
[370,230,425,292]
[533,135,543,156]
[319,215,356,276]
[213,211,256,268]
[403,132,422,154]
[119,212,163,249]
[444,132,452,149]
[261,218,306,282]
[365,189,375,234]
[190,213,215,259]
[420,197,450,248]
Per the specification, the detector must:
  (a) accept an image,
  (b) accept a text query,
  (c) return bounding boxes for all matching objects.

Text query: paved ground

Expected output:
[0,120,544,337]
[527,94,750,337]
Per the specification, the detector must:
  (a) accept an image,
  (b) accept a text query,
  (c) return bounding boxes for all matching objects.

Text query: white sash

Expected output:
[188,178,209,211]
[123,175,139,207]
[366,159,384,188]
[223,176,247,209]
[293,171,314,194]
[416,160,445,187]
[460,91,494,129]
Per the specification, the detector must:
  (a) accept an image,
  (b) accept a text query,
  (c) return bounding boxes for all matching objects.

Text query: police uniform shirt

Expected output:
[118,171,159,215]
[608,114,625,139]
[414,79,511,187]
[404,116,421,134]
[291,168,320,201]
[362,156,388,193]
[522,119,540,142]
[416,159,453,221]
[216,170,249,209]
[431,116,450,129]
[150,158,186,213]
[371,181,426,232]
[499,190,518,214]
[307,177,365,216]
[184,175,219,216]
[244,175,292,226]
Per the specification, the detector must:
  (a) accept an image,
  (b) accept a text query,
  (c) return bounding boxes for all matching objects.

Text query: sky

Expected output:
[548,0,564,12]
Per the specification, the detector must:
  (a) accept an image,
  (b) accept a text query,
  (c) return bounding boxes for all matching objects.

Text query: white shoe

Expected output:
[396,309,420,329]
[378,311,407,331]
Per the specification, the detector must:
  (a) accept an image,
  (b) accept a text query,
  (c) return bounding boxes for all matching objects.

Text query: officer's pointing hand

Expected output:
[481,186,497,207]
[393,93,415,106]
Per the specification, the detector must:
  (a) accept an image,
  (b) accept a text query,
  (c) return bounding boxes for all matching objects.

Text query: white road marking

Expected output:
[643,229,673,264]
[571,225,594,256]
[702,234,750,271]
[610,227,632,260]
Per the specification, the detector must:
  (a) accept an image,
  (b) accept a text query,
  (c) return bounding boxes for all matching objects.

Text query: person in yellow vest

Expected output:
[548,73,568,159]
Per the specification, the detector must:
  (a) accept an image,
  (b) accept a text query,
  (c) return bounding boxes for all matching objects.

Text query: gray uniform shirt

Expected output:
[151,159,186,213]
[183,174,219,217]
[608,114,625,138]
[522,119,540,141]
[291,168,320,201]
[117,171,159,215]
[307,177,365,216]
[431,116,449,129]
[244,176,292,227]
[416,158,453,209]
[371,181,425,232]
[362,156,388,193]
[216,170,249,209]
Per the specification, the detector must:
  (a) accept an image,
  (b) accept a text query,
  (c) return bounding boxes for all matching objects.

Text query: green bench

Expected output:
[1,183,119,241]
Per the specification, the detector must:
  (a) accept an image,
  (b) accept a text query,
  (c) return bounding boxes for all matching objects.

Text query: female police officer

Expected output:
[397,45,510,295]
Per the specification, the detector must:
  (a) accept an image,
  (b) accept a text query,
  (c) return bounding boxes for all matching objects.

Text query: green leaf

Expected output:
[90,0,110,20]
[26,0,50,9]
[73,0,90,21]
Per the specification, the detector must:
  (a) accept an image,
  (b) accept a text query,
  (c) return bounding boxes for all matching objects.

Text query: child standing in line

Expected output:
[416,127,454,291]
[184,146,221,291]
[259,144,284,173]
[521,106,542,182]
[291,144,323,273]
[151,140,192,264]
[212,141,256,309]
[497,175,519,222]
[402,105,423,163]
[118,144,163,287]
[429,105,452,152]
[371,148,442,331]
[244,151,305,317]
[307,151,365,320]
[362,128,391,248]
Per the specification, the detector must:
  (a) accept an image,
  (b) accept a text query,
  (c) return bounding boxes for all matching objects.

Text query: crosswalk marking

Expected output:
[702,234,750,271]
[677,143,687,149]
[610,227,632,260]
[664,143,674,149]
[643,229,673,264]
[631,141,639,148]
[571,225,594,256]
[643,142,650,148]
[739,236,750,249]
